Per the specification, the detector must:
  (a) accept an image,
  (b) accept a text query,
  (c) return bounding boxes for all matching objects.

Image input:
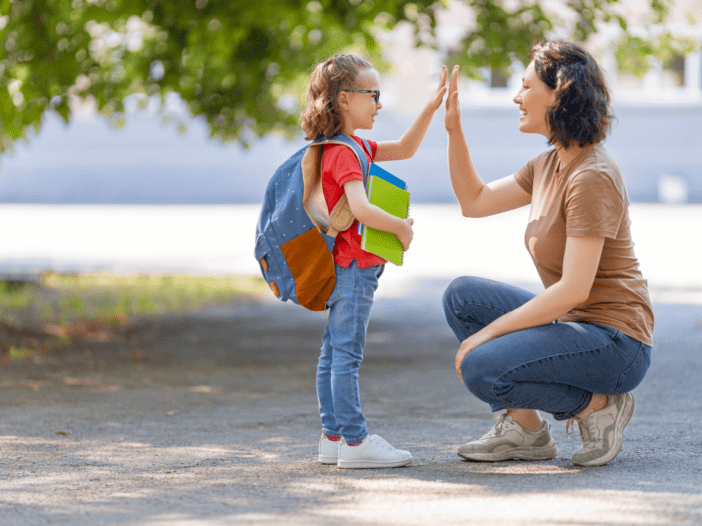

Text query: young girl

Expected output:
[301,53,447,469]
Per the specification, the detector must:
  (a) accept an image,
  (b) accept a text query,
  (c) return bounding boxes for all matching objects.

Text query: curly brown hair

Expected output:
[301,53,374,140]
[530,41,614,148]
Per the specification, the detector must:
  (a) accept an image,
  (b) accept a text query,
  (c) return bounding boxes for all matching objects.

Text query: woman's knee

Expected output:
[443,276,479,317]
[460,351,494,397]
[443,276,478,300]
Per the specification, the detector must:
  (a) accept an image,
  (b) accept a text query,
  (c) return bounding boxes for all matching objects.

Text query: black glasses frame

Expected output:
[342,89,380,104]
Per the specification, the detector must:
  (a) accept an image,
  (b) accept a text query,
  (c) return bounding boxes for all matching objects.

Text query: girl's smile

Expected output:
[340,68,382,136]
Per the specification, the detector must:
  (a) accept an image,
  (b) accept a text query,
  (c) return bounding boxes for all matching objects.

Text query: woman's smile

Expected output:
[513,61,556,137]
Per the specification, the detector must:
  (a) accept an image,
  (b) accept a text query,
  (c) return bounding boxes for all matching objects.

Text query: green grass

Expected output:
[0,273,268,328]
[8,346,33,360]
[0,280,35,310]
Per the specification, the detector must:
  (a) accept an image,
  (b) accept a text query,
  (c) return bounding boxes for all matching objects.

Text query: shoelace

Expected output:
[567,416,597,450]
[483,414,510,439]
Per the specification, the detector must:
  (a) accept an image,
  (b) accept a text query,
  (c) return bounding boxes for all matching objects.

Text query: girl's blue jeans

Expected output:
[443,276,652,420]
[317,261,383,444]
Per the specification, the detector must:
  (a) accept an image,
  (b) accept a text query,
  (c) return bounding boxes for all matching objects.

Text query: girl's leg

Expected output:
[321,262,382,445]
[317,322,339,437]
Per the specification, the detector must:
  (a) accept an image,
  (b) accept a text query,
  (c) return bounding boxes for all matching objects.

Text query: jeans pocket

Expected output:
[615,343,652,394]
[358,265,382,294]
[326,267,344,306]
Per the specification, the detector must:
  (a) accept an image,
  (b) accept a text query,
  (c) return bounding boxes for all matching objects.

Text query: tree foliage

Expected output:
[0,0,440,150]
[0,0,696,151]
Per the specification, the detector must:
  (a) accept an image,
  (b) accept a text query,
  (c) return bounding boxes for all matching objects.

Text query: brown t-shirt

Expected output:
[514,143,654,346]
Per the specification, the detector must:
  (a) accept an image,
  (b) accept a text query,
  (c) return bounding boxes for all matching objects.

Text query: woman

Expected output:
[442,41,654,467]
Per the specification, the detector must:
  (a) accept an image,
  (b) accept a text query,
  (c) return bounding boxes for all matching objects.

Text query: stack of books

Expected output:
[359,163,410,266]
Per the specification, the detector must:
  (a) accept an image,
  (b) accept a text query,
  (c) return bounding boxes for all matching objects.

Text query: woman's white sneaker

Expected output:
[570,392,635,466]
[337,435,412,469]
[457,415,558,461]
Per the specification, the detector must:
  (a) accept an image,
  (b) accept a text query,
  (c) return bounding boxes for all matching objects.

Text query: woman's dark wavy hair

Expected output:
[301,53,374,140]
[531,41,615,148]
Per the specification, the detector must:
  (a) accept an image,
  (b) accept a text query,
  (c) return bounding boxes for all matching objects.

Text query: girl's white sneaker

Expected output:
[337,434,412,469]
[318,434,340,464]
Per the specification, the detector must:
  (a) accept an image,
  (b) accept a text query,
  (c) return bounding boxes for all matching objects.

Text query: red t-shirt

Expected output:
[322,136,386,268]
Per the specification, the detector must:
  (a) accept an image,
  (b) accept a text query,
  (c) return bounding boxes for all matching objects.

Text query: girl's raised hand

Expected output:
[427,66,448,111]
[444,65,461,132]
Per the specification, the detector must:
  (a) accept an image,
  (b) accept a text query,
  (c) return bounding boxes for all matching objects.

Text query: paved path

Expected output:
[1,204,701,525]
[1,289,700,525]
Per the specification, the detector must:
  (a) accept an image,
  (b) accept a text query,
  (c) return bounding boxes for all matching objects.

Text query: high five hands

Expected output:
[427,65,449,112]
[440,64,484,380]
[444,65,460,133]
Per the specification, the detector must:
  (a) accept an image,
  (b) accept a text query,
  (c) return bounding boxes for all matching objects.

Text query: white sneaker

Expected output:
[337,434,412,469]
[570,392,635,466]
[457,415,558,462]
[318,434,340,464]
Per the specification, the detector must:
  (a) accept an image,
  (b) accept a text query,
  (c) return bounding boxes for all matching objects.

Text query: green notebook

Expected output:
[361,174,411,266]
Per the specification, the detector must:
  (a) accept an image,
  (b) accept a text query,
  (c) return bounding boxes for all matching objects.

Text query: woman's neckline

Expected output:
[555,143,596,174]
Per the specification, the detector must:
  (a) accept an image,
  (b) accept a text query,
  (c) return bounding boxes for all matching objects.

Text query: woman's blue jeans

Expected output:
[317,262,383,444]
[443,276,652,420]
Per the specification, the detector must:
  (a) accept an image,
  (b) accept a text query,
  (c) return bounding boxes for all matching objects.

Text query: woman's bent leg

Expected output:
[443,276,536,342]
[461,322,650,420]
[443,276,651,420]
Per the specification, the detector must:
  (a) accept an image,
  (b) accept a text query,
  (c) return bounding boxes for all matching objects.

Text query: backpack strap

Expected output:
[327,194,354,238]
[327,135,370,237]
[318,145,354,238]
[360,138,372,186]
[308,135,370,238]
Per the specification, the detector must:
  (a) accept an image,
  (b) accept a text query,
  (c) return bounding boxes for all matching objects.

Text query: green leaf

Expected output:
[0,0,687,153]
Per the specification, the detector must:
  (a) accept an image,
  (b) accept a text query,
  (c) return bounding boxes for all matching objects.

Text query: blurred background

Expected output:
[1,0,701,289]
[1,6,700,521]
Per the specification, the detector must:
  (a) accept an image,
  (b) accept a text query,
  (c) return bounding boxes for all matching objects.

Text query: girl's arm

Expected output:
[445,65,531,218]
[374,66,448,162]
[343,180,414,250]
[454,235,605,379]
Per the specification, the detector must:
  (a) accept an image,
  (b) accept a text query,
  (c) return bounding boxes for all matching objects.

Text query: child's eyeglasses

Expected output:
[343,89,380,104]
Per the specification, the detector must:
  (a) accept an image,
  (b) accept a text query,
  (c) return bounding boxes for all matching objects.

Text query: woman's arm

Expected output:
[343,179,414,250]
[374,67,448,162]
[454,235,605,379]
[445,65,531,218]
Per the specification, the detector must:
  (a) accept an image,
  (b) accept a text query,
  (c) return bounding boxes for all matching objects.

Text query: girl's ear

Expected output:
[337,90,349,111]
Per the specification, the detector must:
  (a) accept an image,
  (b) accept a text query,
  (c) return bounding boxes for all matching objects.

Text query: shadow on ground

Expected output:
[1,284,701,526]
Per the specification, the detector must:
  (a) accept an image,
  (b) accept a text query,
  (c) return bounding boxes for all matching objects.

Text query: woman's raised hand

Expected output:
[427,65,448,112]
[444,65,461,133]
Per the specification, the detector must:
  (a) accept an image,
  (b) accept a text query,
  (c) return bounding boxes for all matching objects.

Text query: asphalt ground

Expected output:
[1,204,701,525]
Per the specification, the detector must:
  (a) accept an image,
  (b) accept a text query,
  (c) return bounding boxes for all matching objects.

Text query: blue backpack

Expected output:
[255,134,371,311]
